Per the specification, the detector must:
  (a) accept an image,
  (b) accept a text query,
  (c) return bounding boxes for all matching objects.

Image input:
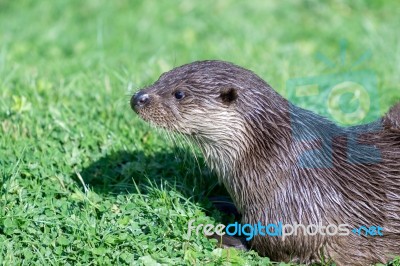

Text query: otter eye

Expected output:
[174,91,185,100]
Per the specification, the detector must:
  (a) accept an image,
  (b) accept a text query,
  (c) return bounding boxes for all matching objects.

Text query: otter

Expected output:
[130,60,400,265]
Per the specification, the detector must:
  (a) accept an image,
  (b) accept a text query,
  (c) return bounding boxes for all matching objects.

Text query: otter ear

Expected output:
[219,87,238,105]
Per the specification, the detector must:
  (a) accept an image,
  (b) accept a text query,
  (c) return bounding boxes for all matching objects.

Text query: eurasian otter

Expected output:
[130,60,400,265]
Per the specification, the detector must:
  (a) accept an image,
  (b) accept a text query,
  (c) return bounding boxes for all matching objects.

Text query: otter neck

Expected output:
[196,100,298,211]
[198,101,364,215]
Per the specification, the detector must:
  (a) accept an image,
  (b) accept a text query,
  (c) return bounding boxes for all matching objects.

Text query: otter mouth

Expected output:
[131,90,182,133]
[130,91,149,114]
[130,90,156,124]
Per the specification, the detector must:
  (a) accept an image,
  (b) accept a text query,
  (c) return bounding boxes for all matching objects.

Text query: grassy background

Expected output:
[1,0,399,265]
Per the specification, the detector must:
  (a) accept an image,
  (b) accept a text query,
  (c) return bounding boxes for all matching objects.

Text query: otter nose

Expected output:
[131,91,150,109]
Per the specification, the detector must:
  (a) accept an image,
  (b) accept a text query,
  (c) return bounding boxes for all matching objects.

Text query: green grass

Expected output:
[1,0,400,265]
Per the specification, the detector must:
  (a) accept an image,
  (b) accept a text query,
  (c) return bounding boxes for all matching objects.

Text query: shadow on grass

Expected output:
[74,148,240,222]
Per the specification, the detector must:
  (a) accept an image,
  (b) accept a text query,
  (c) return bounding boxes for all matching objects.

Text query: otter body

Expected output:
[131,60,400,265]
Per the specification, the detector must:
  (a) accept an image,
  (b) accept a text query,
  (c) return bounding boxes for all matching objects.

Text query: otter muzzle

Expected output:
[131,91,150,111]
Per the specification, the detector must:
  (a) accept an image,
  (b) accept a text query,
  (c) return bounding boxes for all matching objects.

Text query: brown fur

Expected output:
[131,60,400,265]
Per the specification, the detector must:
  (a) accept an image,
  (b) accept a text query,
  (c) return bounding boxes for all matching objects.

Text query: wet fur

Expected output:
[132,60,400,265]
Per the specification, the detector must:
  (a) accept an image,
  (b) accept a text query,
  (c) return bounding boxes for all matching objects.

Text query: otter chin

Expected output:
[131,60,400,265]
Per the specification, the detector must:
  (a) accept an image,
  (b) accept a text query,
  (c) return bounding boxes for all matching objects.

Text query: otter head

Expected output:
[131,60,284,176]
[131,61,257,141]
